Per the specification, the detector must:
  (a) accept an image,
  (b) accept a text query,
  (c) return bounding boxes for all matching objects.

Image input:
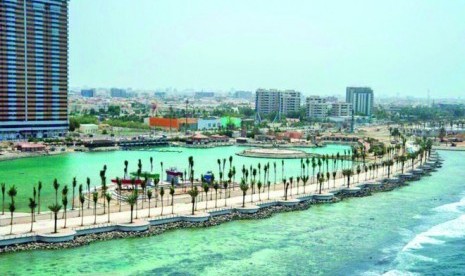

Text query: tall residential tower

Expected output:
[345,87,374,116]
[0,0,69,140]
[255,89,301,120]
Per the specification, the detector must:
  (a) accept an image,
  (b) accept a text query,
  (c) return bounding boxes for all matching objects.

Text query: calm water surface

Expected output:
[0,150,463,275]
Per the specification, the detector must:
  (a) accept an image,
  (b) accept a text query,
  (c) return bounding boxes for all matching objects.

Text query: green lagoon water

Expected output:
[0,145,349,211]
[0,150,464,275]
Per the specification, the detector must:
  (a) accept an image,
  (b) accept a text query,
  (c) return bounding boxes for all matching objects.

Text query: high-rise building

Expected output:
[110,88,127,98]
[306,96,328,118]
[195,91,215,99]
[346,87,374,116]
[331,102,352,117]
[233,90,253,101]
[255,89,301,118]
[279,90,301,116]
[81,89,95,98]
[0,0,69,140]
[154,91,166,99]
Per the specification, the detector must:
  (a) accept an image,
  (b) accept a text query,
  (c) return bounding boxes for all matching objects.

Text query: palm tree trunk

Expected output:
[54,213,58,233]
[30,211,34,232]
[81,206,84,226]
[130,206,134,223]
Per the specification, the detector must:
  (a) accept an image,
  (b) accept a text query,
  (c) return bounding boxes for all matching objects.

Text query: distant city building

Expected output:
[197,117,221,130]
[154,92,166,99]
[279,90,301,116]
[324,96,339,103]
[331,102,353,117]
[0,0,69,140]
[110,88,128,98]
[81,89,96,98]
[346,87,374,116]
[233,91,253,100]
[79,124,99,135]
[195,92,215,99]
[255,89,301,119]
[306,96,328,118]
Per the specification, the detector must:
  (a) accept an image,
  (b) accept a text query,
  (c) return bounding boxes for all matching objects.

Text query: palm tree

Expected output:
[147,190,153,217]
[273,162,277,190]
[202,183,210,210]
[77,184,83,216]
[53,179,60,205]
[169,185,175,214]
[284,182,290,200]
[267,180,272,199]
[213,182,219,208]
[356,165,361,183]
[312,158,317,185]
[332,171,337,188]
[385,160,394,178]
[100,170,107,214]
[72,177,77,210]
[281,160,285,182]
[150,156,154,172]
[125,192,138,223]
[116,178,122,212]
[79,193,85,226]
[1,183,5,215]
[222,181,227,207]
[8,202,15,235]
[92,190,98,224]
[37,181,42,214]
[318,177,325,194]
[105,193,112,223]
[28,198,37,232]
[240,179,249,207]
[257,181,262,201]
[343,169,353,188]
[48,203,62,234]
[187,187,199,215]
[62,187,68,228]
[86,177,91,209]
[289,177,293,196]
[140,179,147,209]
[159,187,165,215]
[301,175,309,193]
[229,156,233,172]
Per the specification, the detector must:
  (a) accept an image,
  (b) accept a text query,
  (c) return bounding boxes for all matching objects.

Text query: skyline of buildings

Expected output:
[0,0,69,140]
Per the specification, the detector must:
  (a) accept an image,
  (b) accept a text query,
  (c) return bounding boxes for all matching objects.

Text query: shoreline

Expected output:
[0,162,438,254]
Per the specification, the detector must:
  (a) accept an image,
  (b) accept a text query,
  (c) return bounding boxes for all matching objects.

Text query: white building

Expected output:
[331,102,353,117]
[197,117,221,130]
[255,89,301,118]
[306,96,329,118]
[79,124,99,134]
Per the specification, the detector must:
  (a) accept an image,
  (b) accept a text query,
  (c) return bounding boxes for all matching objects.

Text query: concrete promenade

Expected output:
[0,155,431,242]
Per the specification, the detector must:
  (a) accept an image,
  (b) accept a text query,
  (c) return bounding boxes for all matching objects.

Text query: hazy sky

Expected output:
[69,0,465,97]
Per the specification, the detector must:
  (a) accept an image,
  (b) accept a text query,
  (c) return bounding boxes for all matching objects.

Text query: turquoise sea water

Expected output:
[0,150,464,275]
[0,145,349,211]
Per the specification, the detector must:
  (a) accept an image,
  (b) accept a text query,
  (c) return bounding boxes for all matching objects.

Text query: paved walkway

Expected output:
[0,159,421,236]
